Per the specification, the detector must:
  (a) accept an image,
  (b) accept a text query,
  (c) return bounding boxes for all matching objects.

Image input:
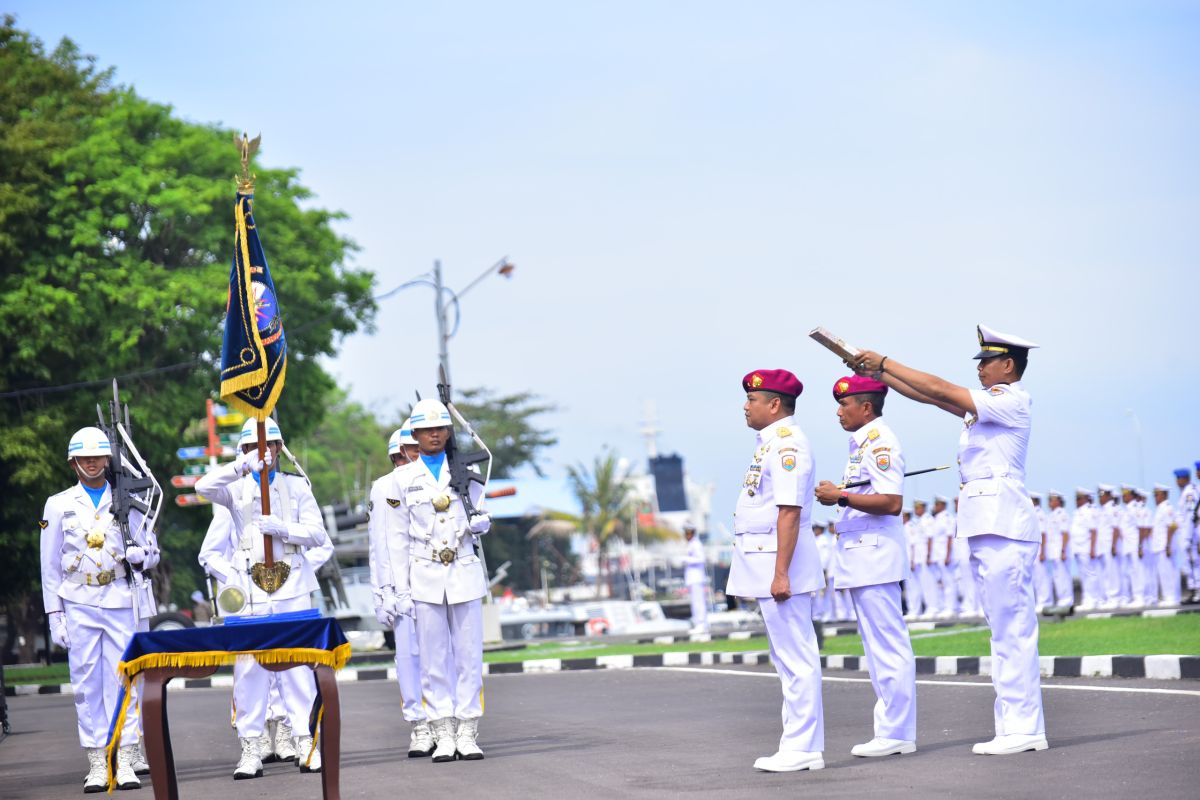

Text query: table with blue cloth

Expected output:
[108,612,350,800]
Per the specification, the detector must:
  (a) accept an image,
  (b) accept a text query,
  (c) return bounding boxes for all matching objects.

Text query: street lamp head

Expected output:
[498,261,516,278]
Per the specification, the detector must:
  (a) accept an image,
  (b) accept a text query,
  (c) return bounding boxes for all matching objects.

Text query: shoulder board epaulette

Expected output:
[777,427,792,438]
[386,498,402,508]
[867,429,880,441]
[989,386,1005,396]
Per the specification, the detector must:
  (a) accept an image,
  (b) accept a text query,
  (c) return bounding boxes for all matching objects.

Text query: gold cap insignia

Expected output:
[751,374,764,388]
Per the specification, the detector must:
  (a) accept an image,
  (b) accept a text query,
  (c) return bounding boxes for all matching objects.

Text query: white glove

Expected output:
[468,512,492,535]
[234,449,264,476]
[387,592,415,619]
[374,602,395,627]
[49,611,70,650]
[258,514,290,537]
[262,450,274,471]
[124,546,146,565]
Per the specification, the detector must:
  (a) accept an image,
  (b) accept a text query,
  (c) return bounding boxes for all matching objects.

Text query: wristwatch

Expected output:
[837,491,849,508]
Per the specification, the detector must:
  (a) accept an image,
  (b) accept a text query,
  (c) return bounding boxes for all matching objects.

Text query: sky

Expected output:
[11,1,1200,532]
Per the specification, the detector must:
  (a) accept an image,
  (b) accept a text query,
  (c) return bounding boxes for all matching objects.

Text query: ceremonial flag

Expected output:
[219,190,287,419]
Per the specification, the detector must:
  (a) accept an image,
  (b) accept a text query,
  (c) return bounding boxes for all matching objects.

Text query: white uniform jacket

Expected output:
[1046,507,1069,559]
[1176,484,1198,548]
[956,381,1038,542]
[684,537,707,586]
[41,482,159,614]
[387,458,487,605]
[727,416,824,599]
[1150,501,1176,554]
[367,471,402,594]
[831,419,907,590]
[195,465,326,604]
[1095,501,1118,553]
[1070,505,1097,556]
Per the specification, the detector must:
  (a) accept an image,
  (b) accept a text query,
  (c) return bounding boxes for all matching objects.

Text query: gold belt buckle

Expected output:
[96,570,115,586]
[437,548,457,565]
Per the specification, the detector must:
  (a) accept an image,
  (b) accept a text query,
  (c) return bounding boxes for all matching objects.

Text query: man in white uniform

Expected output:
[387,398,492,762]
[1175,467,1199,603]
[932,496,958,618]
[1096,485,1121,609]
[1045,491,1073,607]
[727,369,825,772]
[683,525,710,633]
[901,509,923,620]
[1071,489,1100,610]
[812,522,835,623]
[854,323,1048,755]
[911,500,936,619]
[41,427,161,792]
[1030,494,1051,612]
[196,417,329,779]
[1146,485,1178,606]
[815,375,916,758]
[368,419,435,757]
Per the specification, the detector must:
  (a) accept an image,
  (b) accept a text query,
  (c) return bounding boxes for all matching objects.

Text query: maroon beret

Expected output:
[742,369,803,398]
[832,375,888,400]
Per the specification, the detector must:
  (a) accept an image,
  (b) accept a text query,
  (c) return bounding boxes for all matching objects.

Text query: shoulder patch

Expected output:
[778,446,797,455]
[776,427,792,438]
[876,453,891,471]
[989,386,1005,396]
[386,498,402,508]
[867,429,880,441]
[781,455,796,471]
[38,519,48,529]
[872,446,890,454]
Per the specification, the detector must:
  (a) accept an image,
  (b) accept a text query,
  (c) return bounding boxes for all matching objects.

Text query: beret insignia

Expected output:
[751,374,764,388]
[386,498,402,508]
[837,380,850,394]
[38,519,49,529]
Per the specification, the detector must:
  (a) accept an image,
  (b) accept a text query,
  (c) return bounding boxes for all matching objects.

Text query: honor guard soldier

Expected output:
[902,507,924,619]
[1071,488,1101,610]
[368,419,435,757]
[1147,484,1179,606]
[1176,467,1200,603]
[728,369,825,772]
[853,324,1048,755]
[195,417,330,779]
[931,495,957,618]
[1096,485,1121,609]
[41,427,161,792]
[1044,491,1073,607]
[387,399,493,762]
[1031,493,1051,612]
[683,525,710,634]
[815,375,917,758]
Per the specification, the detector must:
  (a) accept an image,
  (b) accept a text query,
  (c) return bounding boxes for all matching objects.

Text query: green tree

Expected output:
[289,388,394,508]
[0,19,374,658]
[567,450,635,597]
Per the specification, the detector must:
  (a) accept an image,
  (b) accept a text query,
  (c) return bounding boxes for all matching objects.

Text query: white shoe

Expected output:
[116,744,141,790]
[408,720,435,758]
[430,718,457,763]
[234,737,263,780]
[130,741,150,776]
[851,737,916,758]
[753,750,824,772]
[84,747,108,793]
[274,721,297,762]
[296,735,322,773]
[256,733,275,763]
[971,734,1049,755]
[455,718,484,760]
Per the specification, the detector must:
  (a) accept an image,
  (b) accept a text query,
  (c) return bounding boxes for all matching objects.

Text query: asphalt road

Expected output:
[3,666,1198,799]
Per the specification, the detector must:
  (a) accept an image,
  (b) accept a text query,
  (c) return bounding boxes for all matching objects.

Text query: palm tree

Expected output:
[566,450,635,598]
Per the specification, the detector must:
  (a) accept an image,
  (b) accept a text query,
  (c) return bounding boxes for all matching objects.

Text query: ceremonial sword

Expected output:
[839,464,950,489]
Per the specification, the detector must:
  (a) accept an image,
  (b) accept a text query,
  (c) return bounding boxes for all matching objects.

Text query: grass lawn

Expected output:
[4,663,70,686]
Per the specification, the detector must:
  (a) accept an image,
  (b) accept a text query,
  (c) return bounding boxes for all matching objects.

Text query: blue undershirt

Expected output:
[250,469,278,486]
[421,452,446,480]
[82,483,107,508]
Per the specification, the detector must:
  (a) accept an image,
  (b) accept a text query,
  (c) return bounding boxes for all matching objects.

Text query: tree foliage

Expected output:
[0,19,375,647]
[450,388,557,478]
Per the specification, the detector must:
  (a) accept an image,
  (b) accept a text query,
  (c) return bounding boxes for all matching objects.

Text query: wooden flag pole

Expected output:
[258,419,275,567]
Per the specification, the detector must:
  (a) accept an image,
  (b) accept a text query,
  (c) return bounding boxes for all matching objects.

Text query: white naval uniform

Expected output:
[1032,505,1051,610]
[933,509,958,614]
[367,471,425,723]
[1145,500,1177,605]
[684,536,709,632]
[41,482,160,748]
[830,418,916,743]
[1097,500,1121,605]
[1044,507,1073,606]
[388,456,487,722]
[195,465,328,739]
[727,416,824,755]
[903,518,925,617]
[1070,504,1101,608]
[914,512,940,616]
[812,531,835,622]
[1175,484,1199,591]
[956,381,1044,739]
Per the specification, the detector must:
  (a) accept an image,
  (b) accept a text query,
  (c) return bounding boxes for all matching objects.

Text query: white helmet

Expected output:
[409,399,452,430]
[239,417,283,447]
[67,427,111,460]
[387,418,419,455]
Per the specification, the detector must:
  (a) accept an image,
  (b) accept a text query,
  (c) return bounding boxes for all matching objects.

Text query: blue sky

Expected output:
[13,2,1200,529]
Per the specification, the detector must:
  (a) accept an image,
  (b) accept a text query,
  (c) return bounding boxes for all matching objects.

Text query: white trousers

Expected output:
[850,583,917,741]
[1045,557,1073,607]
[391,612,425,722]
[1140,551,1161,605]
[758,594,824,754]
[920,562,943,614]
[941,560,960,614]
[64,601,140,748]
[1032,559,1052,608]
[416,597,483,720]
[1077,554,1104,607]
[1158,551,1181,605]
[233,595,316,739]
[688,582,709,631]
[1102,552,1121,603]
[905,563,925,616]
[969,535,1045,737]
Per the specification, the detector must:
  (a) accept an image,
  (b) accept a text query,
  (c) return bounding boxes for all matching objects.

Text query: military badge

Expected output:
[432,494,452,512]
[86,531,106,549]
[386,498,402,508]
[876,454,891,471]
[751,374,764,388]
[837,380,850,394]
[38,519,48,529]
[872,446,890,454]
[782,455,796,471]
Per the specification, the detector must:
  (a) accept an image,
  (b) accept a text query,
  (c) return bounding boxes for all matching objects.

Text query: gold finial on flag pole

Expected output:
[234,132,261,192]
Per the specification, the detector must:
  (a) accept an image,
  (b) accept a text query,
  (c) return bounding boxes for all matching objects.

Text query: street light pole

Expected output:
[1125,409,1145,488]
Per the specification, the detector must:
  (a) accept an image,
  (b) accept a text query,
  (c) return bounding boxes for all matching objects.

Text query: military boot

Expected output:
[115,745,142,790]
[455,717,484,760]
[83,747,108,794]
[296,735,322,773]
[233,737,263,780]
[430,718,457,763]
[408,720,435,757]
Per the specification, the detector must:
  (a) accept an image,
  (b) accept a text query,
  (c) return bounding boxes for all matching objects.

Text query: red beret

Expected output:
[742,369,803,398]
[832,375,888,400]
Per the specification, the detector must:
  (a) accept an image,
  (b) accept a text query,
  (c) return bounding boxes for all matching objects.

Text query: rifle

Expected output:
[96,380,163,620]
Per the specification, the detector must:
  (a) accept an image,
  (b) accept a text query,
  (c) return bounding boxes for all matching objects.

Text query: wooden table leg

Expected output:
[140,670,176,800]
[314,665,341,800]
